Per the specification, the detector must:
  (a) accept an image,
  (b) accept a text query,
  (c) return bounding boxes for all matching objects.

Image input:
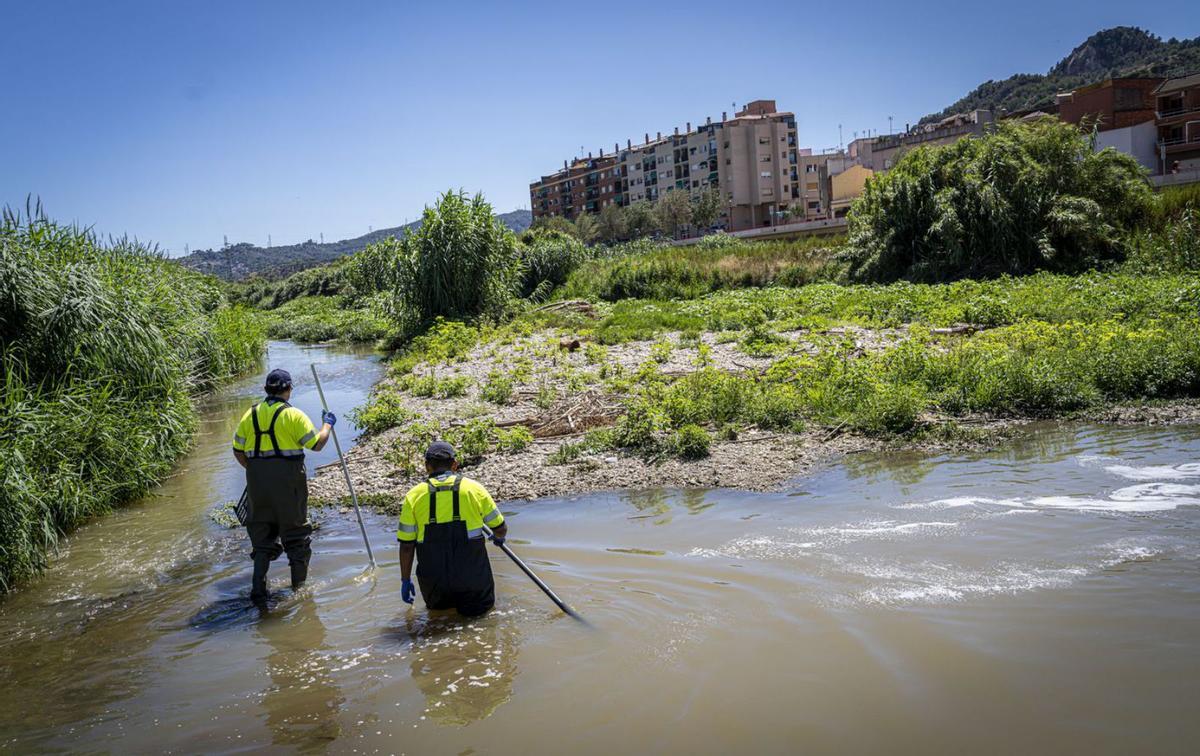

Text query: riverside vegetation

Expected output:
[295,120,1200,506]
[0,206,265,590]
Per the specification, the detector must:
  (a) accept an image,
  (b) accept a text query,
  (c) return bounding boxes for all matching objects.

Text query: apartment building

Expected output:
[1058,77,1161,132]
[530,99,799,232]
[853,110,997,173]
[1155,73,1200,174]
[795,150,852,221]
[529,153,621,222]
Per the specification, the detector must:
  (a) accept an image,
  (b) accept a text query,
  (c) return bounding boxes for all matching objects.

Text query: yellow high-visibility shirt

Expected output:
[232,399,319,458]
[397,473,504,543]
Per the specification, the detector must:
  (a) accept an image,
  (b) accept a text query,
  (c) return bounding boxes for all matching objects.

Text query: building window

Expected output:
[760,171,772,178]
[760,155,771,162]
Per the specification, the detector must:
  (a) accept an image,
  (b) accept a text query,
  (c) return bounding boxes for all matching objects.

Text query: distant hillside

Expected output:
[178,209,532,281]
[922,27,1200,123]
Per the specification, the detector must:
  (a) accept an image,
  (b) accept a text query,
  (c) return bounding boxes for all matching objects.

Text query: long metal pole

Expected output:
[310,364,376,568]
[482,524,584,623]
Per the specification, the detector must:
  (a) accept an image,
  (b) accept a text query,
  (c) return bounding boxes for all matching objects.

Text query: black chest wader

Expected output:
[415,475,495,617]
[244,399,313,599]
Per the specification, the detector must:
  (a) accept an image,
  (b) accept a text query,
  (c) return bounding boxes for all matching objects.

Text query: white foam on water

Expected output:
[687,535,817,560]
[1032,483,1200,513]
[846,558,1091,607]
[895,496,1025,511]
[688,520,958,559]
[1104,462,1200,481]
[899,483,1200,516]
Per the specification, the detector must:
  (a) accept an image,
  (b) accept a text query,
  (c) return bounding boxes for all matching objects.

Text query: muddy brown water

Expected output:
[2,341,1199,754]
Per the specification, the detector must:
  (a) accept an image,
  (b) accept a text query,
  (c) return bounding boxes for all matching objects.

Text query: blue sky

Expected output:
[2,1,1196,255]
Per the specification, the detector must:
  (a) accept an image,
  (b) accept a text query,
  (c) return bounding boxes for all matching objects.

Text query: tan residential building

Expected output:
[830,164,874,217]
[531,98,799,233]
[717,100,799,230]
[795,149,857,221]
[854,110,997,173]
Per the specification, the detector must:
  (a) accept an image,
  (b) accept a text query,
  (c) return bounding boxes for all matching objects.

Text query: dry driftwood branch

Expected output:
[931,323,987,335]
[533,299,595,314]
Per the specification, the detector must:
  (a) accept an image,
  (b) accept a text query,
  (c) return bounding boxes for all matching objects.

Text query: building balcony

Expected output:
[1156,103,1200,123]
[1160,139,1200,155]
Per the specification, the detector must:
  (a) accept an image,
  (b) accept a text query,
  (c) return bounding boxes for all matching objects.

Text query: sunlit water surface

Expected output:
[1,342,1198,754]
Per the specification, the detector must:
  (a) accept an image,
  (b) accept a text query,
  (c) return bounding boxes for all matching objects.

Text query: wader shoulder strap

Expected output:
[251,403,262,455]
[251,400,289,455]
[426,475,464,523]
[264,401,288,452]
[426,481,439,524]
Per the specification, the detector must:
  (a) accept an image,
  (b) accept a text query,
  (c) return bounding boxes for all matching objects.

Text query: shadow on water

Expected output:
[257,598,344,750]
[380,609,521,727]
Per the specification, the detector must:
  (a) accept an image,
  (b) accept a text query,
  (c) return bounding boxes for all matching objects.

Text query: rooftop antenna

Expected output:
[838,124,843,150]
[223,234,228,249]
[888,115,894,135]
[320,232,324,244]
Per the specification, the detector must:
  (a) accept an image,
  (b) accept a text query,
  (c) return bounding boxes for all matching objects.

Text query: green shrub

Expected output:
[650,338,674,363]
[0,208,265,590]
[739,323,790,357]
[480,371,516,404]
[845,118,1155,283]
[496,425,534,453]
[455,418,496,462]
[350,385,416,434]
[583,342,608,365]
[518,231,588,299]
[547,442,587,465]
[672,424,712,459]
[352,190,521,334]
[436,376,472,398]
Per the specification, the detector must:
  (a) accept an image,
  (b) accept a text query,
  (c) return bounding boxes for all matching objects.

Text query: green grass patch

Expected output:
[560,234,841,302]
[258,295,389,344]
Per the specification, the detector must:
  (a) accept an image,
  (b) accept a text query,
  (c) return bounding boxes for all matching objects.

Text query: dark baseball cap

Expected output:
[264,368,293,391]
[425,440,456,461]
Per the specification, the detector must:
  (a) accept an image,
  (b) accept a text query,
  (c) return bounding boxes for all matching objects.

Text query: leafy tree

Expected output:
[574,212,600,244]
[624,201,659,239]
[845,118,1154,282]
[597,203,627,243]
[531,215,577,237]
[691,188,722,230]
[655,189,693,239]
[355,190,521,332]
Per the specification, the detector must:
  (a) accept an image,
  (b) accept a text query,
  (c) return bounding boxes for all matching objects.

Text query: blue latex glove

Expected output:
[490,534,506,546]
[401,577,415,604]
[322,410,337,427]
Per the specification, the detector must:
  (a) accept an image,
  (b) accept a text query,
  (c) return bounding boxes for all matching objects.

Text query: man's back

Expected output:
[397,459,506,617]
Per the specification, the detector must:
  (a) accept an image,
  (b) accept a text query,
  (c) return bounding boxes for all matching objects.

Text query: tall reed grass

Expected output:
[0,205,265,590]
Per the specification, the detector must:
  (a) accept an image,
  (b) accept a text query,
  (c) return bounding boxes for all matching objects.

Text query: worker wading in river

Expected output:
[232,369,335,602]
[398,441,507,616]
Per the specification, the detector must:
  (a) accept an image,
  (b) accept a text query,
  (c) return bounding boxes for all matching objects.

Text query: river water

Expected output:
[2,342,1199,754]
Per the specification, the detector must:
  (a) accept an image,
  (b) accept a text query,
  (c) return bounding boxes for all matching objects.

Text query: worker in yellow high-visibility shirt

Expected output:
[232,368,334,602]
[397,441,507,616]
